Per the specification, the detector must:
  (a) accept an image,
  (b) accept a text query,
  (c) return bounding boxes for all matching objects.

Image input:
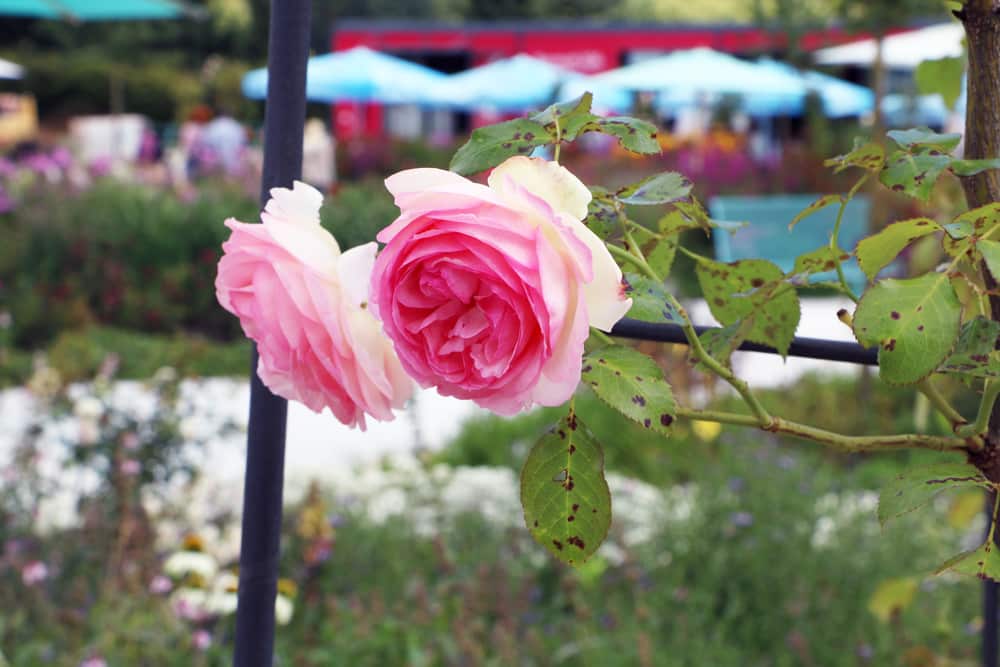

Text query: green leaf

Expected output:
[521,411,611,566]
[450,118,552,175]
[935,541,1000,581]
[697,320,751,370]
[855,218,942,280]
[915,57,965,110]
[951,158,1000,176]
[852,273,962,385]
[788,194,842,230]
[586,192,618,240]
[791,246,851,278]
[938,316,1000,378]
[581,346,677,436]
[878,462,988,526]
[887,127,962,152]
[583,116,660,155]
[623,273,683,324]
[944,202,1000,240]
[646,235,678,279]
[530,92,598,141]
[615,172,693,206]
[981,240,1000,281]
[880,150,953,202]
[695,257,800,356]
[824,140,885,173]
[659,200,711,235]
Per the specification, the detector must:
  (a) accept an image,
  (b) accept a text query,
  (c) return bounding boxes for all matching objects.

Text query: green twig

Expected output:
[606,242,774,427]
[957,380,1000,441]
[553,115,561,163]
[828,176,868,304]
[675,406,969,453]
[917,378,969,431]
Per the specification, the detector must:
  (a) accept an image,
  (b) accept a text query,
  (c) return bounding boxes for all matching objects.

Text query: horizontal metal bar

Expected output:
[609,318,878,366]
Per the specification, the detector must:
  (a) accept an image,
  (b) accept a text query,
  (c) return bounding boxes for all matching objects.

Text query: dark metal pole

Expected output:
[610,318,879,366]
[233,1,311,665]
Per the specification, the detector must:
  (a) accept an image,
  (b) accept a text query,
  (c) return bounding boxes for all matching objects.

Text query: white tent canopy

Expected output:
[814,23,963,69]
[0,57,23,80]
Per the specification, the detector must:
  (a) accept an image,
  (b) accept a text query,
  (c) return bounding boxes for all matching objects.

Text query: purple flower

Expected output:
[80,657,108,667]
[149,574,172,594]
[50,147,73,170]
[729,511,754,528]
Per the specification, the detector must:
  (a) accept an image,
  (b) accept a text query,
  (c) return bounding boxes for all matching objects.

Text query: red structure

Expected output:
[329,19,886,139]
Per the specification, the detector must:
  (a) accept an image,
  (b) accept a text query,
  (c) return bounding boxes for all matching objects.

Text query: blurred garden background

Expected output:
[0,0,989,665]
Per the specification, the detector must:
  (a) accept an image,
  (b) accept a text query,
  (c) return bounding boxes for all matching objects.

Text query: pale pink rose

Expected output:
[372,157,630,415]
[216,181,413,429]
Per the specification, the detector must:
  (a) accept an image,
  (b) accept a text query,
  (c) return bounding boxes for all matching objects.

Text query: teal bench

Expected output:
[708,194,872,295]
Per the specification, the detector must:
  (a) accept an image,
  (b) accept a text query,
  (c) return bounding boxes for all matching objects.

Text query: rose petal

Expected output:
[488,156,592,221]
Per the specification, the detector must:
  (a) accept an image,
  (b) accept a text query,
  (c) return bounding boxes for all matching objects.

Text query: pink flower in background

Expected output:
[21,560,48,586]
[216,181,412,429]
[372,157,630,415]
[149,574,173,594]
[79,658,107,667]
[192,629,213,651]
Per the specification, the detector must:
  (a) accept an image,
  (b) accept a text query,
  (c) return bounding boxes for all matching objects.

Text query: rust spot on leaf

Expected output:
[891,311,900,320]
[552,539,563,550]
[661,414,674,427]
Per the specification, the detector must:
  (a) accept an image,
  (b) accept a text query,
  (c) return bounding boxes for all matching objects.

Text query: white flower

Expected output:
[205,571,239,616]
[164,550,218,581]
[73,396,104,420]
[275,593,294,625]
[170,587,210,621]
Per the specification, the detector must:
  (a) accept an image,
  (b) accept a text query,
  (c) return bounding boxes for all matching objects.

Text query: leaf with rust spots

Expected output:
[788,194,842,230]
[789,246,851,282]
[581,116,660,155]
[695,257,800,357]
[450,118,553,175]
[521,412,611,566]
[938,317,1000,379]
[530,92,597,142]
[944,202,1000,240]
[615,171,692,206]
[935,541,1000,582]
[878,462,989,528]
[887,127,961,153]
[696,320,752,371]
[620,227,678,279]
[855,218,942,281]
[622,273,683,324]
[879,149,952,202]
[853,273,961,385]
[824,140,884,174]
[586,192,619,240]
[582,346,676,437]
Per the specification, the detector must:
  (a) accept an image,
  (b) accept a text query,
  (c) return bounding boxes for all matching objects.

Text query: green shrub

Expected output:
[1,177,398,353]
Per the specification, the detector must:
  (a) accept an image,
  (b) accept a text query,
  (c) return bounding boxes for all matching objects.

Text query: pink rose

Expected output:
[372,157,630,415]
[216,181,413,429]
